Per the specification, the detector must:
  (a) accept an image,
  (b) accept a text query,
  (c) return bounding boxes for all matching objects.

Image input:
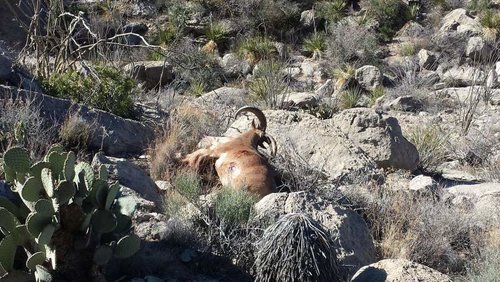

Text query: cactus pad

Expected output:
[0,197,20,219]
[75,162,94,192]
[0,235,16,272]
[91,210,117,234]
[114,196,137,217]
[0,207,20,233]
[41,168,54,198]
[63,151,76,181]
[26,251,46,271]
[26,212,52,238]
[44,144,64,161]
[93,245,113,266]
[48,152,66,179]
[55,181,76,205]
[114,234,141,259]
[98,165,108,181]
[114,213,132,234]
[30,162,50,180]
[35,265,53,282]
[11,225,30,246]
[3,147,31,173]
[37,223,56,245]
[35,199,55,216]
[105,183,121,210]
[3,162,16,183]
[21,177,44,203]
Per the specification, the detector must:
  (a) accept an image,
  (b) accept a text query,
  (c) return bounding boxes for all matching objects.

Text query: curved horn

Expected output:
[235,106,267,131]
[259,134,277,158]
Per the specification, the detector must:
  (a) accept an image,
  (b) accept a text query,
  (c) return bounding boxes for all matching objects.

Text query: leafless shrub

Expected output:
[342,184,498,276]
[255,213,342,282]
[0,96,57,159]
[148,104,220,181]
[325,22,380,68]
[58,112,93,153]
[249,59,291,109]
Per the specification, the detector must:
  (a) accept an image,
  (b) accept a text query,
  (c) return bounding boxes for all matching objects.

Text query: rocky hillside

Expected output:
[0,0,499,281]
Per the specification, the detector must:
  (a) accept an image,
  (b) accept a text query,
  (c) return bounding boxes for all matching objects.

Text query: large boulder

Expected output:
[417,49,437,70]
[441,66,486,87]
[225,108,419,180]
[124,61,174,89]
[466,36,492,61]
[0,54,12,82]
[355,65,383,91]
[254,191,376,275]
[92,153,162,206]
[351,259,452,282]
[220,53,251,78]
[0,85,154,156]
[437,9,482,38]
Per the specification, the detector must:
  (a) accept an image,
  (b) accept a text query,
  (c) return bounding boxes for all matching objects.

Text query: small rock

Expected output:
[388,95,424,113]
[124,61,174,90]
[417,49,437,70]
[441,66,485,87]
[466,36,491,61]
[355,65,383,91]
[351,259,452,282]
[409,175,437,192]
[315,79,334,97]
[281,92,318,109]
[221,53,251,78]
[300,10,315,28]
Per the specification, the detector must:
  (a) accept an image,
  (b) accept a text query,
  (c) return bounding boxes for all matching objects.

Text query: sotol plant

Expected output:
[0,145,140,281]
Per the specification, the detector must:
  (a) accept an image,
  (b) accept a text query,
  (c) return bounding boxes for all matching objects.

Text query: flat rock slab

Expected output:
[0,85,154,156]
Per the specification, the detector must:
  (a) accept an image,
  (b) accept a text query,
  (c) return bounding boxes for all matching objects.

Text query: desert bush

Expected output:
[237,36,277,65]
[369,86,385,106]
[342,185,493,275]
[169,39,224,93]
[364,0,411,40]
[59,114,92,152]
[205,21,227,44]
[315,0,348,24]
[255,213,342,282]
[214,187,258,226]
[339,87,363,109]
[148,104,220,181]
[0,97,56,159]
[249,59,290,109]
[468,0,494,12]
[407,124,449,173]
[43,65,136,118]
[332,64,356,90]
[398,42,417,56]
[325,22,380,67]
[480,10,500,35]
[303,32,327,59]
[172,169,203,203]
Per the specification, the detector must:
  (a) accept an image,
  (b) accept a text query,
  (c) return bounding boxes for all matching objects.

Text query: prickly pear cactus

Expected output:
[0,145,141,281]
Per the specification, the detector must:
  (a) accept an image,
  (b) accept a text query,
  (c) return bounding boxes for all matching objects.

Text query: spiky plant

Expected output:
[303,32,327,60]
[332,64,356,90]
[339,87,363,109]
[255,213,342,282]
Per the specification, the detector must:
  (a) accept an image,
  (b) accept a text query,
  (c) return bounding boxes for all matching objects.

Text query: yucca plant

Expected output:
[315,0,347,24]
[332,64,356,90]
[255,213,342,282]
[339,87,363,109]
[237,36,277,65]
[303,32,327,60]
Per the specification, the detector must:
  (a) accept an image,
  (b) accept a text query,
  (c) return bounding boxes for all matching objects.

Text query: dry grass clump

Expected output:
[148,104,219,181]
[255,213,342,282]
[59,113,93,153]
[407,124,450,173]
[0,97,56,159]
[343,184,499,277]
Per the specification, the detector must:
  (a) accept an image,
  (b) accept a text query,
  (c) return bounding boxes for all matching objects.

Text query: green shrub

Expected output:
[303,32,327,59]
[339,87,363,109]
[172,170,203,203]
[237,36,277,65]
[249,59,289,109]
[468,0,493,12]
[255,213,342,282]
[44,66,136,118]
[399,42,417,56]
[326,23,379,66]
[214,187,258,226]
[315,0,347,23]
[365,0,411,40]
[369,86,385,106]
[480,10,500,32]
[407,124,449,172]
[206,21,227,43]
